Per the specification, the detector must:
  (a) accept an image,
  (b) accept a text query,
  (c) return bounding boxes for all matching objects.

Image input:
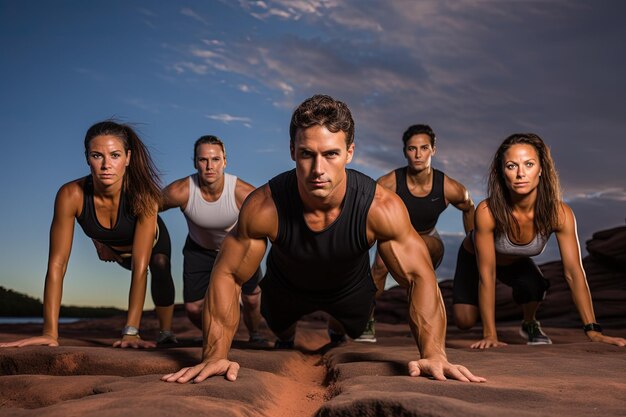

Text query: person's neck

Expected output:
[406,165,433,185]
[510,190,537,214]
[298,179,347,213]
[199,174,225,201]
[93,179,122,201]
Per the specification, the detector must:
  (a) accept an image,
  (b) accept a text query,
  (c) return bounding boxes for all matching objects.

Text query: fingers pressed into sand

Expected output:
[603,336,626,347]
[409,360,486,382]
[225,362,240,382]
[444,365,469,382]
[407,360,446,380]
[470,338,508,349]
[0,336,59,348]
[161,367,196,383]
[193,360,240,383]
[408,361,421,377]
[112,338,156,349]
[455,365,487,382]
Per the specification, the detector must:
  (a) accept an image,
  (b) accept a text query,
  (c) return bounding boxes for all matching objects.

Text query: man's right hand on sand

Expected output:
[161,359,240,383]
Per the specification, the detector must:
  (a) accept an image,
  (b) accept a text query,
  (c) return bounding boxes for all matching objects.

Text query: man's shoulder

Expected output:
[241,184,274,210]
[238,184,278,238]
[347,168,376,187]
[164,175,192,195]
[267,169,296,195]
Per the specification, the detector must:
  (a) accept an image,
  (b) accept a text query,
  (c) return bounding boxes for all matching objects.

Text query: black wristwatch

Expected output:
[583,323,603,333]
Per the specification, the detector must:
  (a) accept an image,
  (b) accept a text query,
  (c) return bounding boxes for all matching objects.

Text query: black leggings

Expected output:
[453,244,550,306]
[113,216,175,307]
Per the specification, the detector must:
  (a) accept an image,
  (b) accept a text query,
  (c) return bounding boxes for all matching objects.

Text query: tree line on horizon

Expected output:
[0,286,124,318]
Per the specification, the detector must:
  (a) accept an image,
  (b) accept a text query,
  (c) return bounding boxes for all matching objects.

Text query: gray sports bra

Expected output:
[494,231,550,257]
[471,229,550,257]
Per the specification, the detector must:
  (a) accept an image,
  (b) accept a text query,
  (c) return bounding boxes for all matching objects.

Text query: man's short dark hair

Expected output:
[289,94,355,149]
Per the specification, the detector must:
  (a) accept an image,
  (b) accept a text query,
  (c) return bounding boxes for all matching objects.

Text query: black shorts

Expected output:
[182,235,262,303]
[452,244,550,306]
[259,275,377,339]
[114,215,171,271]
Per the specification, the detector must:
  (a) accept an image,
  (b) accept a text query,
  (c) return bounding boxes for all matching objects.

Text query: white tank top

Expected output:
[183,173,239,250]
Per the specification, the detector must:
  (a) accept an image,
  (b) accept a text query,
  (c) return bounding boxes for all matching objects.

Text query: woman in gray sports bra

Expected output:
[452,133,625,349]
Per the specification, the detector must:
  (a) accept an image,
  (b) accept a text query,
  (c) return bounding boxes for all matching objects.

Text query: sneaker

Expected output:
[274,338,295,349]
[156,330,178,345]
[354,318,377,343]
[519,320,552,345]
[248,332,269,346]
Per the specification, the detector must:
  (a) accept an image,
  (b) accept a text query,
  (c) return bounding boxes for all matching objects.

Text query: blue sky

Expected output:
[1,0,625,309]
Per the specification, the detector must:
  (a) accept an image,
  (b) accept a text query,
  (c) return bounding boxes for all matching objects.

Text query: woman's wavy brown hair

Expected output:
[84,120,162,217]
[487,133,562,238]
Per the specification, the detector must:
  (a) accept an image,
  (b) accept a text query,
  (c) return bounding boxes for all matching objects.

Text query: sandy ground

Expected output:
[2,224,624,416]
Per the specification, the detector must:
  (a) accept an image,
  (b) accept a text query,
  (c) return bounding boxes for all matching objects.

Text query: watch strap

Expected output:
[122,325,140,336]
[583,323,602,333]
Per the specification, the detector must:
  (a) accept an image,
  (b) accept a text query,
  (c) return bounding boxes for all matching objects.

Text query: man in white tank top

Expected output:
[162,136,265,343]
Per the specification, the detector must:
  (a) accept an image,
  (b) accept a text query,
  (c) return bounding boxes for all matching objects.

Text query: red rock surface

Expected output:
[1,224,625,416]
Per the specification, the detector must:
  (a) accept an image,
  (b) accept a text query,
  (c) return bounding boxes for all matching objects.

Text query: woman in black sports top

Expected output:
[453,133,625,349]
[0,121,176,349]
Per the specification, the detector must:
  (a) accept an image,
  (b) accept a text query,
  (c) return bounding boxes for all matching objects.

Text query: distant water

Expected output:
[0,317,83,324]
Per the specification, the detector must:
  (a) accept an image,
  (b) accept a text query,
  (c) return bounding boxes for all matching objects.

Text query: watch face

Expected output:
[123,326,139,336]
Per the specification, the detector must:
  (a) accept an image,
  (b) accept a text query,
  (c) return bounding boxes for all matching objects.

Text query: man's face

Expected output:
[404,133,435,173]
[195,143,226,186]
[291,125,354,200]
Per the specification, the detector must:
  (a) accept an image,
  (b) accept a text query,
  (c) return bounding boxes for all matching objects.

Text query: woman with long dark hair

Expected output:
[453,133,625,349]
[1,121,176,348]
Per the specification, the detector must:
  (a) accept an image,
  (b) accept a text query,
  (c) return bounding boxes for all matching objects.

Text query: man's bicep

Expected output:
[379,229,434,289]
[161,179,188,211]
[215,231,267,287]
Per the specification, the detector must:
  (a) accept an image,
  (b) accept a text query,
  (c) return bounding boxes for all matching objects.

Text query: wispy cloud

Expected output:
[206,113,253,128]
[569,188,626,202]
[238,84,254,93]
[172,61,210,75]
[241,0,331,21]
[180,7,209,25]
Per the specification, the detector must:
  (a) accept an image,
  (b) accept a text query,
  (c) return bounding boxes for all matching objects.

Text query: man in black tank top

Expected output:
[162,95,485,385]
[356,124,475,343]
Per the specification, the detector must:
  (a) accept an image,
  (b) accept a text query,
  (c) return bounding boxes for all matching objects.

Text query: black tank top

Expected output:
[395,167,447,232]
[265,169,376,303]
[76,176,137,247]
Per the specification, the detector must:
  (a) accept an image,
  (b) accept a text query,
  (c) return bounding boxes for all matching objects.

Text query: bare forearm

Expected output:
[127,268,148,327]
[202,277,241,360]
[567,274,597,325]
[407,279,447,359]
[478,280,497,338]
[42,271,64,339]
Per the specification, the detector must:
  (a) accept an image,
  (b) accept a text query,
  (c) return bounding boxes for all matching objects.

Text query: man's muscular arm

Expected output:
[369,185,485,382]
[162,185,274,383]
